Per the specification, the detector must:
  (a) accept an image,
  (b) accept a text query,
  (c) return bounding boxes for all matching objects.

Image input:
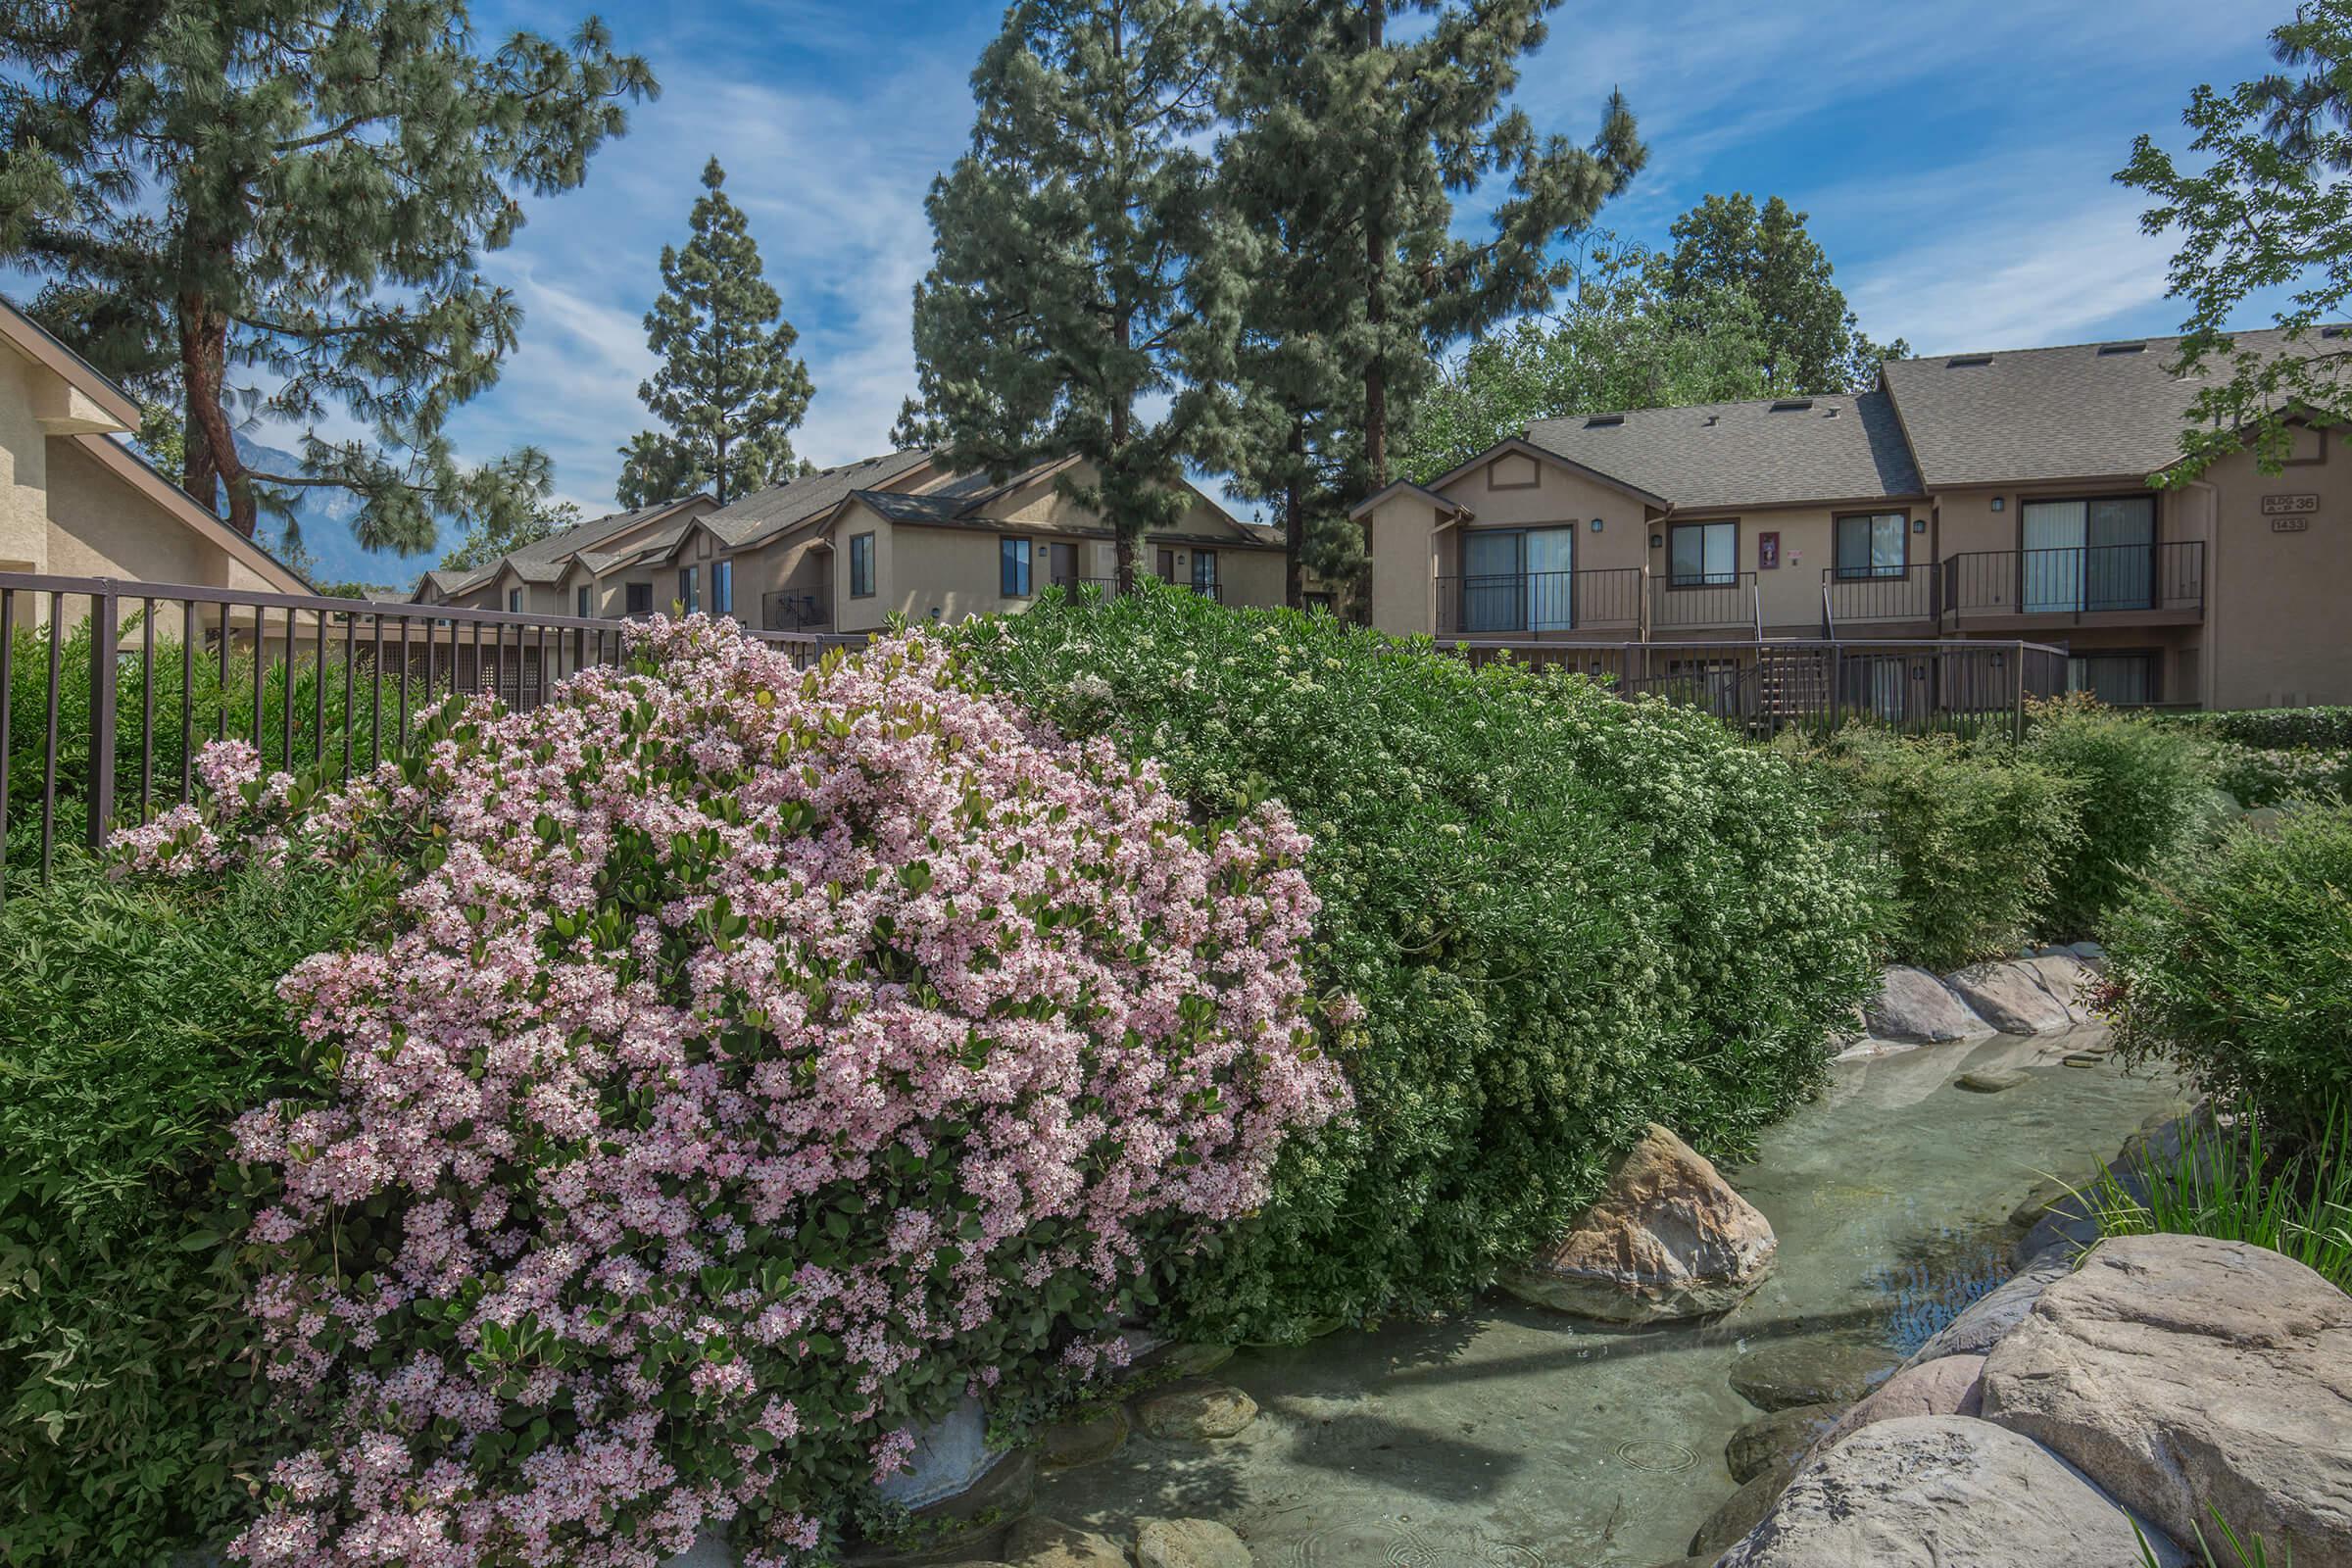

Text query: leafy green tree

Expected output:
[888,394,947,452]
[0,0,654,551]
[2119,0,2352,479]
[1662,193,1905,393]
[438,499,583,576]
[1396,239,1775,480]
[910,0,1226,589]
[617,158,813,508]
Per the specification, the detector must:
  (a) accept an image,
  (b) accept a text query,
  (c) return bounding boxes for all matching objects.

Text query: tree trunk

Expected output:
[1362,0,1389,494]
[178,295,253,535]
[1285,416,1305,609]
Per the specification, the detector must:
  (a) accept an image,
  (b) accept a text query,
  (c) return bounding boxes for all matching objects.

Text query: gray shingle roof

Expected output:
[702,450,936,546]
[1878,328,2320,487]
[1524,389,1924,511]
[493,496,712,583]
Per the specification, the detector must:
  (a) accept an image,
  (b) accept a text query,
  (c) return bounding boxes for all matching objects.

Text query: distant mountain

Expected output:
[233,434,438,594]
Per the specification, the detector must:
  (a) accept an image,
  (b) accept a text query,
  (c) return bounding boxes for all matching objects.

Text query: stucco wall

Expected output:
[0,349,51,573]
[2199,444,2352,707]
[1365,492,1441,636]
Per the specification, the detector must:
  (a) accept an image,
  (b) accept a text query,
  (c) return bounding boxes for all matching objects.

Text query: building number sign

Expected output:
[2262,493,2320,532]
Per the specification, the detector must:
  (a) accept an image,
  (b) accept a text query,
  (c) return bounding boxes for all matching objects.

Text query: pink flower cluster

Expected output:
[154,617,1348,1567]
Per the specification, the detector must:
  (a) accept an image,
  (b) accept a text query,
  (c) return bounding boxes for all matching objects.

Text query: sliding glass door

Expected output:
[1525,527,1575,631]
[1460,527,1575,632]
[2022,497,2155,612]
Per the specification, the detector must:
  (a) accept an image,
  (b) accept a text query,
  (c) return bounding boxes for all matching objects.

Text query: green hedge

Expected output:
[2151,706,2352,750]
[956,590,1883,1341]
[1795,725,2081,972]
[2105,805,2352,1148]
[2022,695,2222,940]
[0,855,387,1565]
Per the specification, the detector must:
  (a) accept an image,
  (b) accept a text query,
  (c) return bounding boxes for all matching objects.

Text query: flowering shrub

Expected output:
[121,618,1347,1566]
[957,588,1883,1342]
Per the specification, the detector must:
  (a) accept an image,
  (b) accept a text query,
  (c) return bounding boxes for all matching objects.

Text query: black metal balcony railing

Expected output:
[1822,564,1939,626]
[1652,571,1758,630]
[1435,568,1644,636]
[761,584,832,632]
[1050,576,1221,601]
[1942,541,2206,620]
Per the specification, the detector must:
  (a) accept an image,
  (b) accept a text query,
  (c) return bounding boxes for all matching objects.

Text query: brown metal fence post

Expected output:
[85,584,117,848]
[2013,639,2030,745]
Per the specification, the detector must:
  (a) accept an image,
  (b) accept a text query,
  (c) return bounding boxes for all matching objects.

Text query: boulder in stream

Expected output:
[1812,1353,1984,1454]
[1942,960,2074,1034]
[1136,1518,1252,1568]
[1729,1335,1897,1411]
[1864,965,1992,1044]
[1499,1124,1776,1324]
[1726,1401,1842,1483]
[1982,1235,2352,1568]
[1003,1517,1128,1568]
[1713,1415,2184,1567]
[1137,1380,1258,1441]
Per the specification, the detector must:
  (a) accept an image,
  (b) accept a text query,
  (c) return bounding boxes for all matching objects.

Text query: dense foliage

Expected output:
[2203,740,2352,808]
[2104,805,2352,1147]
[0,855,385,1565]
[122,618,1345,1566]
[1794,726,2081,972]
[2089,1102,2352,1294]
[956,589,1883,1341]
[2153,707,2352,750]
[2022,695,2221,939]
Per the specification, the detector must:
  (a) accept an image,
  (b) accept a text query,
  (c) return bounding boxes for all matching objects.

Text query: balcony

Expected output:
[1435,567,1644,637]
[761,584,832,632]
[1941,541,2205,626]
[1651,571,1759,632]
[1822,564,1939,629]
[1049,576,1222,602]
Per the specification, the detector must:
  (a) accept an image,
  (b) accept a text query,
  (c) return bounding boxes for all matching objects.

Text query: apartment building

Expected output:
[1356,329,2352,710]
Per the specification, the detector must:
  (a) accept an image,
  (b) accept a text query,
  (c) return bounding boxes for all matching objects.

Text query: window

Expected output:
[2022,495,2156,612]
[1191,549,1217,591]
[1835,513,1909,579]
[677,564,700,614]
[1668,520,1738,586]
[625,582,653,616]
[1000,537,1033,597]
[712,559,733,617]
[577,585,592,618]
[1155,548,1176,583]
[507,588,522,612]
[2070,652,2159,706]
[849,532,875,598]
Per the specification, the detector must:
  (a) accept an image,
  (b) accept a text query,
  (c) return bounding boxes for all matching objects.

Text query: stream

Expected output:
[1027,1026,2185,1568]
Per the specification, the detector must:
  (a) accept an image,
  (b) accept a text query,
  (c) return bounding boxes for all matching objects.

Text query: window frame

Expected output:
[1666,519,1740,589]
[507,587,523,613]
[2068,648,2163,707]
[1191,548,1217,589]
[711,558,733,617]
[576,584,592,618]
[677,564,700,614]
[1000,536,1034,598]
[849,532,876,599]
[1833,510,1912,580]
[624,581,654,617]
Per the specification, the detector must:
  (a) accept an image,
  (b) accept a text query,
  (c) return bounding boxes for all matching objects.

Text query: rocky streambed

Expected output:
[979,1024,2196,1568]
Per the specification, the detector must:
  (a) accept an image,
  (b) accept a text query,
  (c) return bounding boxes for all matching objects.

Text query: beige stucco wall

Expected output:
[0,349,49,574]
[1365,492,1442,636]
[2196,444,2352,707]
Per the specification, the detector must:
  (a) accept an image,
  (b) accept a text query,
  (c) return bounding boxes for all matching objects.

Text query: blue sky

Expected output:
[289,1,2286,575]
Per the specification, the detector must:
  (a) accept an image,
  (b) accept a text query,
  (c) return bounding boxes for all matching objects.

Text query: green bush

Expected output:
[2104,805,2352,1147]
[2203,740,2351,808]
[2087,1102,2352,1292]
[955,589,1883,1341]
[0,853,388,1565]
[2155,705,2352,750]
[2023,694,2221,939]
[1795,725,2081,972]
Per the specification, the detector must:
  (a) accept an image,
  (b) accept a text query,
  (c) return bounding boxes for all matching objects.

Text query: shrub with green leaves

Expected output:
[2104,805,2352,1146]
[2023,694,2221,939]
[955,589,1884,1342]
[0,854,389,1566]
[2203,740,2350,808]
[2154,705,2352,750]
[1794,724,2081,972]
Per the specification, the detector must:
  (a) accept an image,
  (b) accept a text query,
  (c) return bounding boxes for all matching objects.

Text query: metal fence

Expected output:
[0,571,857,902]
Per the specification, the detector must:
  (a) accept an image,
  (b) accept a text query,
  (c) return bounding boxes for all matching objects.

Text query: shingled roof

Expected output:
[1876,328,2331,487]
[701,450,936,546]
[1524,389,1925,512]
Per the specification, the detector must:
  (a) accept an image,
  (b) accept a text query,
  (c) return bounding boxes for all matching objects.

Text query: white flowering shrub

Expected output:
[115,618,1348,1566]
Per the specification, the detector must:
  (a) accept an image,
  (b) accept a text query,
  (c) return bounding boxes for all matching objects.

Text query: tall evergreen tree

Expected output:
[1205,0,1642,606]
[1662,193,1906,393]
[0,0,654,550]
[617,157,813,508]
[909,0,1225,590]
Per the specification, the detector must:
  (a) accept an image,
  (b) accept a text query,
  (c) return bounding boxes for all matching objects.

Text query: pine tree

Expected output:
[909,0,1225,590]
[617,158,813,509]
[1662,193,1906,394]
[888,395,946,451]
[1206,0,1642,605]
[0,0,654,551]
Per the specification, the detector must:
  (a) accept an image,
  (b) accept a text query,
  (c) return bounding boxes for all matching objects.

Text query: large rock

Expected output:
[1714,1415,2183,1567]
[1136,1518,1251,1568]
[2022,954,2099,1023]
[1943,961,2074,1035]
[1500,1123,1776,1323]
[1002,1517,1128,1568]
[1904,1250,2074,1366]
[1726,1402,1842,1484]
[1136,1381,1257,1441]
[1813,1354,1984,1454]
[1729,1336,1897,1411]
[1037,1405,1128,1469]
[1865,965,1992,1044]
[1981,1235,2352,1567]
[1689,1468,1790,1560]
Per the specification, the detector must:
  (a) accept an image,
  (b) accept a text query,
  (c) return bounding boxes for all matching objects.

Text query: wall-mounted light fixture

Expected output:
[1912,517,1928,533]
[1591,516,1605,532]
[1991,497,2007,513]
[1649,532,1664,549]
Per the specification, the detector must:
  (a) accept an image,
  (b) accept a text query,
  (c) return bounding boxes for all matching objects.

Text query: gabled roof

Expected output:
[506,495,713,583]
[1348,478,1476,521]
[67,432,311,593]
[1523,391,1924,512]
[1877,327,2327,488]
[0,296,142,431]
[702,450,937,547]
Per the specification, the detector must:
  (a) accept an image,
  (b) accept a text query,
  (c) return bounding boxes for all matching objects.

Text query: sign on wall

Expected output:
[1757,531,1781,570]
[2261,493,2321,516]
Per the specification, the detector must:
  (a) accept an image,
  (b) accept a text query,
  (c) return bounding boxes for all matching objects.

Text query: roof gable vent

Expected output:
[1584,413,1624,427]
[1946,355,1994,368]
[2324,325,2352,339]
[1769,398,1813,412]
[2096,342,2146,356]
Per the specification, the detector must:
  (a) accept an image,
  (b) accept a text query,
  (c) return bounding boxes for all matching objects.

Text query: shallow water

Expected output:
[1028,1027,2184,1568]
